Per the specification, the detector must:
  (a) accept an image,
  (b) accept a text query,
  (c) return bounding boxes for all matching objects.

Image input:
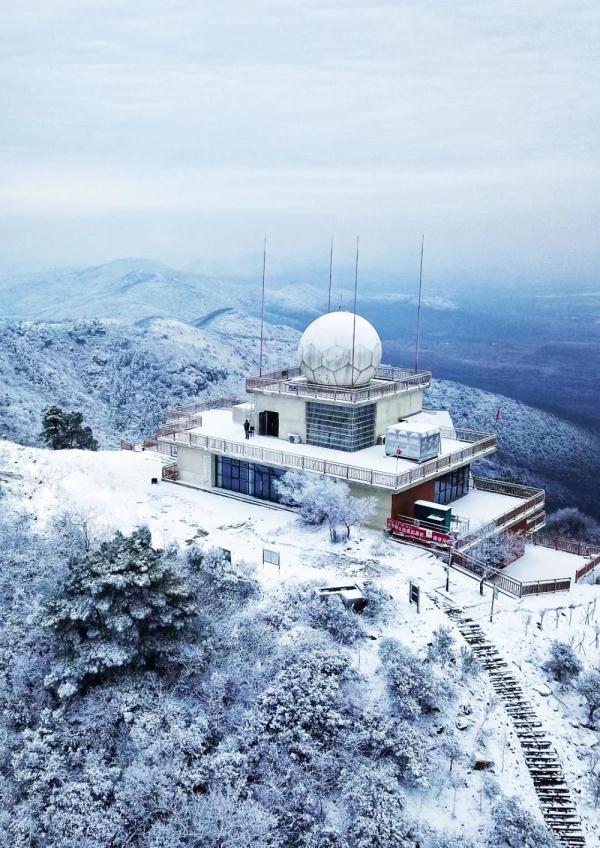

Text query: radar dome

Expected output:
[297,311,382,387]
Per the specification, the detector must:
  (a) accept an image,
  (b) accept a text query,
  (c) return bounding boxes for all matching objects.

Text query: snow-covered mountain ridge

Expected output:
[1,313,598,516]
[0,314,298,447]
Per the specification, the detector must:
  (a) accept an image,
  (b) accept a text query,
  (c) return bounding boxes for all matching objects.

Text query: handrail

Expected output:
[452,549,571,598]
[245,363,432,403]
[158,428,496,492]
[456,479,546,551]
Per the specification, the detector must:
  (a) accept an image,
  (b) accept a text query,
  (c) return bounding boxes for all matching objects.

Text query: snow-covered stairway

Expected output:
[443,604,586,848]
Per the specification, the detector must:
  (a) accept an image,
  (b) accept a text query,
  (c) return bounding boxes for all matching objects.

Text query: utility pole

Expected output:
[351,235,359,386]
[414,234,425,372]
[490,585,499,622]
[258,237,267,376]
[327,234,334,313]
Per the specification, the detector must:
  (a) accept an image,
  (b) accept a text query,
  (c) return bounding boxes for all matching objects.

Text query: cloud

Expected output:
[0,0,598,278]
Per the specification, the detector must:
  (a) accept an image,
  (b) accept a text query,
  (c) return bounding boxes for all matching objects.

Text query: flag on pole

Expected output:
[495,408,502,422]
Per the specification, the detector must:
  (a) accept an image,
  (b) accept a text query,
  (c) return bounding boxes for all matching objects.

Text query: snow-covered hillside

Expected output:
[1,440,599,846]
[0,314,298,447]
[426,379,600,516]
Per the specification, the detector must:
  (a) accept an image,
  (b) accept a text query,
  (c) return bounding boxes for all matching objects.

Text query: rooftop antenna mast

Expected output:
[351,235,359,386]
[327,234,334,312]
[414,234,425,373]
[259,236,267,376]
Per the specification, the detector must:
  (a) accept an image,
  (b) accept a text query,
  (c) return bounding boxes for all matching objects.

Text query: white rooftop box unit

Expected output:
[385,420,441,463]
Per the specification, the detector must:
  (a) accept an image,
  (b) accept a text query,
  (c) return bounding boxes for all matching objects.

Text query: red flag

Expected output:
[495,408,502,422]
[396,446,403,457]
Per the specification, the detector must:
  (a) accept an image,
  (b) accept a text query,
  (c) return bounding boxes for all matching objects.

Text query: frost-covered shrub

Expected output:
[255,641,354,754]
[349,709,428,786]
[43,527,196,695]
[427,626,455,666]
[491,797,559,847]
[275,472,375,541]
[271,582,364,644]
[341,764,413,848]
[578,671,600,725]
[543,642,583,684]
[545,508,600,544]
[361,583,394,623]
[379,639,454,719]
[187,545,260,613]
[459,645,480,678]
[429,834,475,848]
[309,594,365,645]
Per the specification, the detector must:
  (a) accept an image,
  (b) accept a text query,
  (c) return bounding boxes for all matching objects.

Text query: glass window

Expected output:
[306,401,376,452]
[434,465,470,505]
[215,456,284,503]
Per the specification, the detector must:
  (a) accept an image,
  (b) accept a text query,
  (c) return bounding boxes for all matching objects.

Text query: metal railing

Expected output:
[525,533,600,584]
[451,549,571,598]
[158,428,496,492]
[245,364,432,403]
[456,477,545,551]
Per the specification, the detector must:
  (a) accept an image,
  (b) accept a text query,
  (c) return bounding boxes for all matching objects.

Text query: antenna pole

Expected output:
[327,234,334,313]
[259,237,267,376]
[414,234,424,372]
[351,235,359,386]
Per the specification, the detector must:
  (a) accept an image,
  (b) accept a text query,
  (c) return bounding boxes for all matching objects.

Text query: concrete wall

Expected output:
[375,389,423,437]
[254,393,307,441]
[176,445,213,487]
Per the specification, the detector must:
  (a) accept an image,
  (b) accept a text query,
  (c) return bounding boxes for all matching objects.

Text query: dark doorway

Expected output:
[258,410,279,437]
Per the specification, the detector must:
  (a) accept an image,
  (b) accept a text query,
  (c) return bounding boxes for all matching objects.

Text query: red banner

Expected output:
[387,517,454,546]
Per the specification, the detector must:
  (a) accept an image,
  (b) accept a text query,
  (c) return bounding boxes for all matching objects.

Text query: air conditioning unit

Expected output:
[288,433,302,444]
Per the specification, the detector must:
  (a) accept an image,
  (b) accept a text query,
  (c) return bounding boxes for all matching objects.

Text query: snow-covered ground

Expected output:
[184,407,472,475]
[2,439,599,844]
[505,543,590,582]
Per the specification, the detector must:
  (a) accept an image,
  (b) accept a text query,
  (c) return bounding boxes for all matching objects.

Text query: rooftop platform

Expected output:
[245,364,431,405]
[157,404,496,493]
[504,544,591,583]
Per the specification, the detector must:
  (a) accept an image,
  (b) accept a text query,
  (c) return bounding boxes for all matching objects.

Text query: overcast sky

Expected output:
[1,0,598,285]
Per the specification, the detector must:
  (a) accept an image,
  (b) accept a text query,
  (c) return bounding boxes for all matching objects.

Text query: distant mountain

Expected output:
[0,259,250,325]
[426,379,600,518]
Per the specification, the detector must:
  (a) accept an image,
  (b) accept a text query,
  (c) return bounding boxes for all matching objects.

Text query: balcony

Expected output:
[157,407,496,493]
[454,477,546,550]
[245,364,432,405]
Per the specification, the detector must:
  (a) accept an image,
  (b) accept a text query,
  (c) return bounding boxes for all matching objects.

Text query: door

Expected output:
[259,410,279,437]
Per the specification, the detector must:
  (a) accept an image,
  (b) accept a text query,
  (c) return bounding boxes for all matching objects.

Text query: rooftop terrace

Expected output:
[245,364,432,405]
[157,403,496,493]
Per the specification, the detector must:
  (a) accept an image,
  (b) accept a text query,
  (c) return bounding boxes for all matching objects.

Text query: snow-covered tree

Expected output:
[379,639,454,720]
[491,797,559,847]
[458,646,480,679]
[543,642,583,684]
[427,626,455,666]
[40,405,98,450]
[342,764,413,848]
[545,507,600,544]
[275,471,375,541]
[43,527,196,696]
[578,671,600,725]
[472,531,525,573]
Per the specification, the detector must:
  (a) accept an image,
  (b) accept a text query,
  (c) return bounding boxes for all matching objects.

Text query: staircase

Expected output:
[441,602,586,847]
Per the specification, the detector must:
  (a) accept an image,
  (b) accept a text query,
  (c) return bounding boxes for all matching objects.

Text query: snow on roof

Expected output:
[187,408,465,475]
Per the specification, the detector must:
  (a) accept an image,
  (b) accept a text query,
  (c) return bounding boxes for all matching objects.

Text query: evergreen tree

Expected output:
[43,527,195,696]
[41,405,98,450]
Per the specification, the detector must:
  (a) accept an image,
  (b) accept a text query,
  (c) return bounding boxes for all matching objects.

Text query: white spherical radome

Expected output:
[297,311,383,387]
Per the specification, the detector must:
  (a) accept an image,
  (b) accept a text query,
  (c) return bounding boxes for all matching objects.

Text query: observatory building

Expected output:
[156,311,547,548]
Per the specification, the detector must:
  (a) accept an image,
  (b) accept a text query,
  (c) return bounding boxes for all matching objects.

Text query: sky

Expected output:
[1,0,599,285]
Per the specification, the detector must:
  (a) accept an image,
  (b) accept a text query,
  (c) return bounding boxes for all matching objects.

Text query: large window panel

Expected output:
[306,401,376,452]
